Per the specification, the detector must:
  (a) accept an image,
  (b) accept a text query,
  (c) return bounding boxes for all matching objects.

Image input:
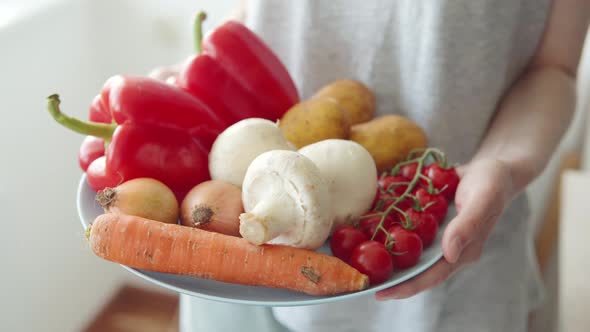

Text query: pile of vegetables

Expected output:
[49,11,460,296]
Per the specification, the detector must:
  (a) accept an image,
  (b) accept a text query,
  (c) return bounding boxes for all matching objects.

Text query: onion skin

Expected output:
[96,178,179,224]
[180,180,243,236]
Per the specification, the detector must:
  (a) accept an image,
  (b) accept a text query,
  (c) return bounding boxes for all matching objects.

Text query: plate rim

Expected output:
[77,174,445,307]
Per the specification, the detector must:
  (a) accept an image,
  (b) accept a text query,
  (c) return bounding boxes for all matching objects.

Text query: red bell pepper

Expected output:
[177,13,299,124]
[89,94,111,123]
[78,136,105,171]
[48,76,226,199]
[78,95,110,171]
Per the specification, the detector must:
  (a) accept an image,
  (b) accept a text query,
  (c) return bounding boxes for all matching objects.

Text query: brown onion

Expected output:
[180,180,243,236]
[96,178,179,224]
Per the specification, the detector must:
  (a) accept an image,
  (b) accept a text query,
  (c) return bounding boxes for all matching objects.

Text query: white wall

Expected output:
[0,0,233,331]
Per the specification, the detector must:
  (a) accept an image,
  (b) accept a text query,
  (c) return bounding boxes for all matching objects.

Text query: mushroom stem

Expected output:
[239,192,298,245]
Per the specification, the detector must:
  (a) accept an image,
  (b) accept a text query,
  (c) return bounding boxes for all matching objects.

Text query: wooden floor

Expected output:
[83,285,179,332]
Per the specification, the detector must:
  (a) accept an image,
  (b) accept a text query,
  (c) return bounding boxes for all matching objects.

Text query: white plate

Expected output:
[77,174,452,307]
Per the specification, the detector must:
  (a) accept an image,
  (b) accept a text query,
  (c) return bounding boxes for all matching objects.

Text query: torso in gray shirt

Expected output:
[247,0,549,164]
[244,1,550,331]
[178,2,553,332]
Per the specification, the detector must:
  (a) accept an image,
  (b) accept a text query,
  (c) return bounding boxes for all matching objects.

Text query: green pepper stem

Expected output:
[194,11,207,54]
[47,94,116,141]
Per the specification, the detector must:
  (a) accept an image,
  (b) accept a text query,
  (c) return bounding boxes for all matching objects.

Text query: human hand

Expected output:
[375,158,516,300]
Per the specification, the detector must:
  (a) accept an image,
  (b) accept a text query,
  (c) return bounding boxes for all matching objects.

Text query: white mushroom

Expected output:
[208,118,295,187]
[298,139,377,230]
[239,150,333,250]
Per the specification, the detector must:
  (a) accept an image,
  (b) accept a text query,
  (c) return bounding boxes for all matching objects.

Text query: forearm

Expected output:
[473,65,576,195]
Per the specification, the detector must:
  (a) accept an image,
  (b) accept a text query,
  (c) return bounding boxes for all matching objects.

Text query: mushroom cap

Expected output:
[241,150,333,249]
[298,139,377,229]
[209,118,295,187]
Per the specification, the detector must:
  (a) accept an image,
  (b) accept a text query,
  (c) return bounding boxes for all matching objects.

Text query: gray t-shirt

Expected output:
[246,0,549,164]
[181,1,551,331]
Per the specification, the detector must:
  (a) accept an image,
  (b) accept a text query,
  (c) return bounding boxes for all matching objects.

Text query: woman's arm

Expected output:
[474,0,588,194]
[377,0,590,300]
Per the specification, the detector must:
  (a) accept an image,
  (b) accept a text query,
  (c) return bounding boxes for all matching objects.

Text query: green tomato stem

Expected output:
[370,148,443,239]
[423,201,437,211]
[390,157,421,175]
[419,173,435,193]
[360,212,384,219]
[406,148,429,160]
[385,181,411,193]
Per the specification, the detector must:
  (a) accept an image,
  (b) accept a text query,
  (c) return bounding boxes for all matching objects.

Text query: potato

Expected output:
[313,79,375,125]
[350,115,428,172]
[279,98,350,149]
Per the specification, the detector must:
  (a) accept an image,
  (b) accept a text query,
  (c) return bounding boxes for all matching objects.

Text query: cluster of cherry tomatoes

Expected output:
[329,149,460,285]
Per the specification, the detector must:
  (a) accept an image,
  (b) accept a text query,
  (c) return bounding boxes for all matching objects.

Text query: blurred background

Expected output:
[0,0,588,331]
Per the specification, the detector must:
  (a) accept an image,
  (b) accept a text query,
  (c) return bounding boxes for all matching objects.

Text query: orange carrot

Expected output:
[88,214,369,295]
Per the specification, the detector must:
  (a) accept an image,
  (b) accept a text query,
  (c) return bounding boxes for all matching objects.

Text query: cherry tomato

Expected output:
[383,224,423,269]
[378,175,409,196]
[395,196,413,212]
[349,241,394,285]
[399,162,419,180]
[358,215,395,239]
[422,163,460,200]
[330,225,369,262]
[378,190,413,215]
[374,191,391,211]
[405,208,438,248]
[415,188,448,224]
